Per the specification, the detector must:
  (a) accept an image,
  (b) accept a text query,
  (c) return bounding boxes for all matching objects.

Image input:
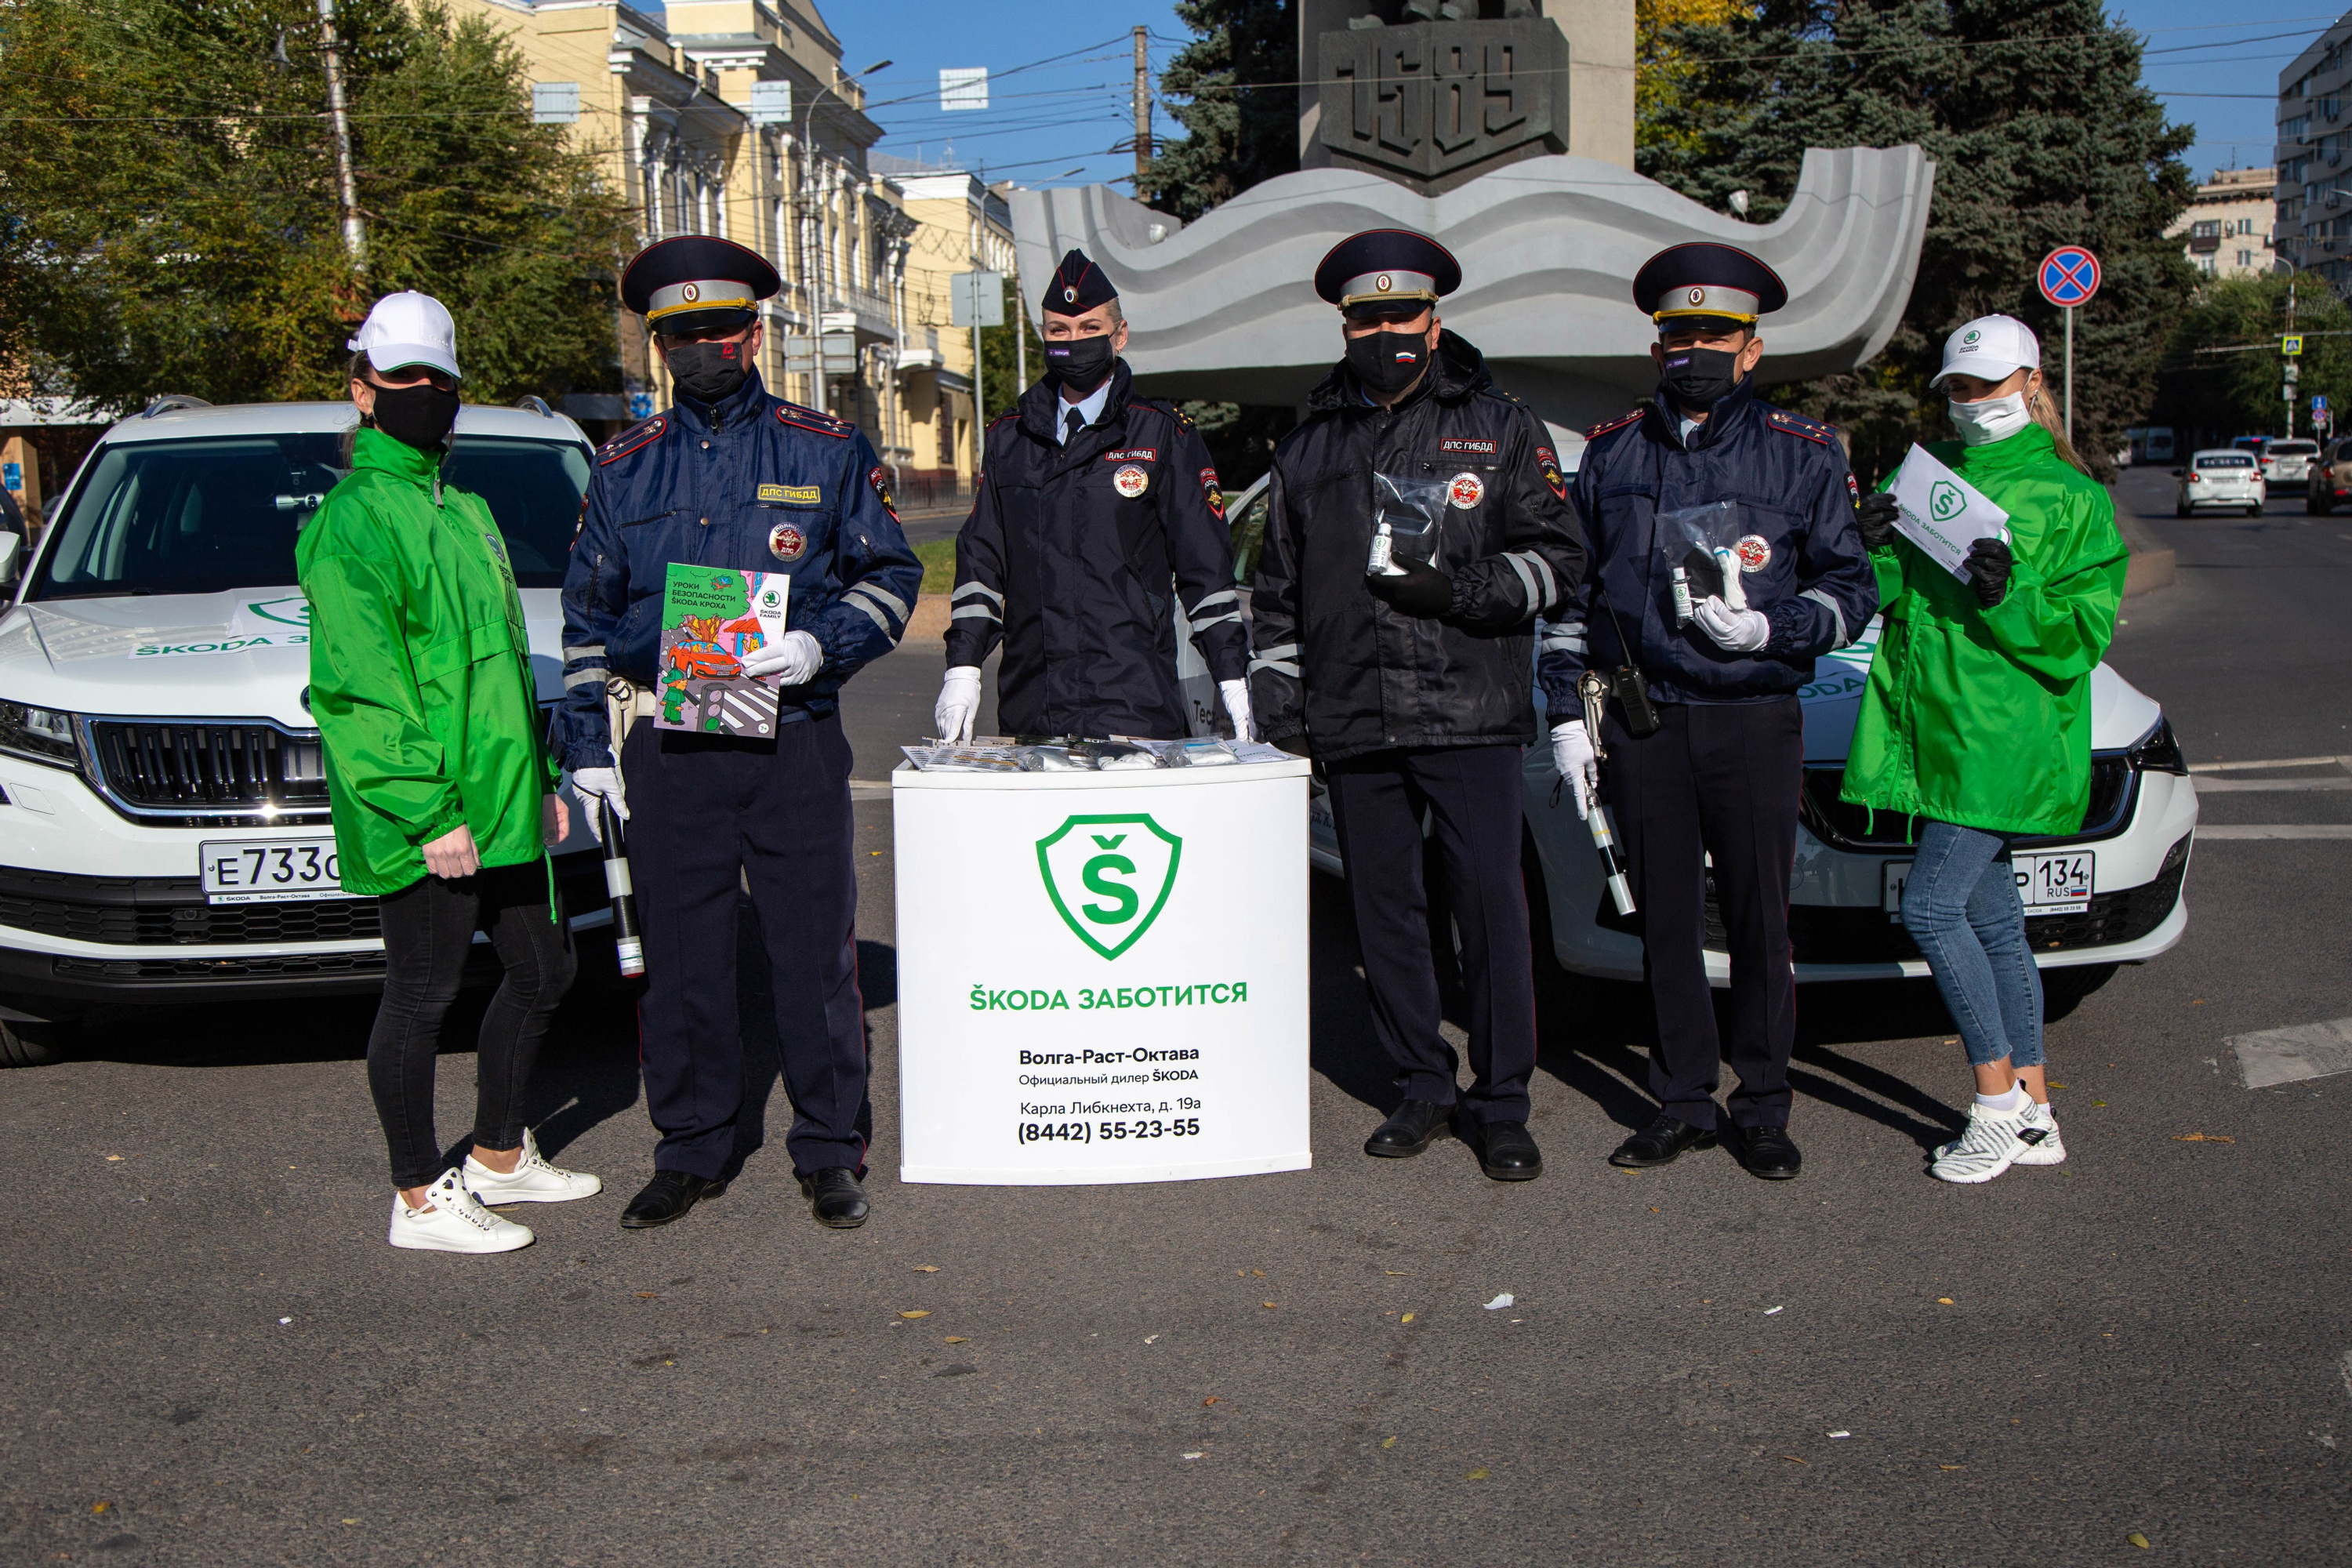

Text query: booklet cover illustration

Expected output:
[655,563,791,735]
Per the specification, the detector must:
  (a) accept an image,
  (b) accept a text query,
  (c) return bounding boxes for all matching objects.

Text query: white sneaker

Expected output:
[2013,1099,2066,1166]
[463,1127,602,1205]
[388,1168,535,1253]
[1929,1101,2034,1185]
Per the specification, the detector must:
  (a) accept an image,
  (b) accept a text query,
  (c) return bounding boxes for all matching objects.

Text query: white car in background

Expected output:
[2176,448,2265,516]
[0,397,608,1066]
[2259,437,2318,487]
[1220,471,2196,1014]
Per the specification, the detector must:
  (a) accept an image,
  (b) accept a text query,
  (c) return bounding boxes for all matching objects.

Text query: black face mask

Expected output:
[1346,328,1430,399]
[1044,333,1116,395]
[1658,344,1745,412]
[666,336,751,405]
[368,382,461,453]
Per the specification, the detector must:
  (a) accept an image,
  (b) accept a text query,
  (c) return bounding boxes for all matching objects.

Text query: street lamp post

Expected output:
[797,60,891,416]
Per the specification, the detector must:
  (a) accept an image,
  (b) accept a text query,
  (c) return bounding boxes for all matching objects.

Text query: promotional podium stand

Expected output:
[892,758,1312,1185]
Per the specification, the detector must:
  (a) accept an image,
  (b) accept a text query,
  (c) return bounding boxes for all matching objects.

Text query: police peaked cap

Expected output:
[1314,229,1461,320]
[1042,249,1117,318]
[620,235,780,336]
[1633,242,1788,330]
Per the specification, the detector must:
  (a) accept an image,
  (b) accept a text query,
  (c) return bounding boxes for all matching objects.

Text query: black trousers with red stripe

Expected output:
[1323,743,1537,1124]
[622,712,869,1178]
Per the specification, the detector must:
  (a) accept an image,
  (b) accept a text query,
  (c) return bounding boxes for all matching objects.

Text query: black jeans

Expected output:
[367,860,575,1188]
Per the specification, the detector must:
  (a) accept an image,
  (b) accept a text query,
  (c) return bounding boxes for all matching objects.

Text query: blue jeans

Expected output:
[1900,821,2045,1069]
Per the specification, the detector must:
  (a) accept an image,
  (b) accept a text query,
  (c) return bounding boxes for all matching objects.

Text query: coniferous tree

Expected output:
[1144,0,1298,222]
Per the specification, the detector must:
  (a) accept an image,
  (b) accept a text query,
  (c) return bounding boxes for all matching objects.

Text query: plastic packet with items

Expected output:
[1655,499,1772,621]
[1369,471,1450,575]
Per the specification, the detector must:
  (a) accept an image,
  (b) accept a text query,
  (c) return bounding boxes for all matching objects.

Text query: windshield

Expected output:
[31,430,590,600]
[2196,454,2254,468]
[2270,441,2318,456]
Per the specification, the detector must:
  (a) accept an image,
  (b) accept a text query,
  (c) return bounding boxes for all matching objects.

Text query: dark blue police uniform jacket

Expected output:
[1537,378,1877,713]
[554,371,921,768]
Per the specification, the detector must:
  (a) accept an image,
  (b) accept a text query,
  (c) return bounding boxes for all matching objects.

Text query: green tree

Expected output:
[2154,275,2352,448]
[1639,0,2199,482]
[1144,0,1298,222]
[978,274,1044,422]
[0,0,629,415]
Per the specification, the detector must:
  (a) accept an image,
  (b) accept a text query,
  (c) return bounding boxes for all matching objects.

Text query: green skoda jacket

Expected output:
[1841,423,2127,837]
[297,425,559,896]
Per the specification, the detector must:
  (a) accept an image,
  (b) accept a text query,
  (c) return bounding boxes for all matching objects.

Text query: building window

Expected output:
[2241,249,2254,267]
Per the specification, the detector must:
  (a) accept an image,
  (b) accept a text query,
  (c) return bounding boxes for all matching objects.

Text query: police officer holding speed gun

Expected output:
[1541,242,1876,1181]
[935,249,1252,744]
[1249,229,1586,1182]
[557,236,920,1232]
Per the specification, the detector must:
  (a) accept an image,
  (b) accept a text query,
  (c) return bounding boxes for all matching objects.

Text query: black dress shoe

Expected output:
[1364,1098,1452,1158]
[619,1169,726,1229]
[1730,1123,1803,1181]
[1472,1120,1543,1181]
[800,1167,870,1229]
[1608,1112,1719,1169]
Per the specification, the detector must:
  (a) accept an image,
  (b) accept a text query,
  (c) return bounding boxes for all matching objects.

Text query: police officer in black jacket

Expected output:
[1537,242,1878,1181]
[1250,230,1587,1181]
[935,250,1251,743]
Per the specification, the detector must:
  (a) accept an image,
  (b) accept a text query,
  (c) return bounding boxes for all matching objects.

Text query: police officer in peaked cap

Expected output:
[1247,228,1586,1181]
[933,249,1252,745]
[556,234,920,1230]
[1537,241,1878,1180]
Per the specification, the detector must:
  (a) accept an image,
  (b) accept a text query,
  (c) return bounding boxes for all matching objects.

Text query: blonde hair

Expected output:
[2027,373,2090,476]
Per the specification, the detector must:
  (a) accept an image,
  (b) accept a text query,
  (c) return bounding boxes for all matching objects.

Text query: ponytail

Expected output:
[2027,379,2090,477]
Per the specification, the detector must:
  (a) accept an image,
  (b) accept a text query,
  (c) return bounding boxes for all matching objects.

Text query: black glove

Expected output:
[1364,555,1455,619]
[1964,537,2013,608]
[1857,490,1900,550]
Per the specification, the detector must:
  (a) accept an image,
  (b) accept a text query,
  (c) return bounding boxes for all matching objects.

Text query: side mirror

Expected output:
[0,533,21,586]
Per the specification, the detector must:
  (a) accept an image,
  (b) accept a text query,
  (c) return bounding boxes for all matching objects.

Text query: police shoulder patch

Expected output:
[775,400,853,438]
[1584,409,1643,442]
[597,414,666,466]
[1766,408,1837,445]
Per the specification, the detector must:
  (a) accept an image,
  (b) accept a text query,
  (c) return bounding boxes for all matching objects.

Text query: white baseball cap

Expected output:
[347,290,462,381]
[1932,314,2040,387]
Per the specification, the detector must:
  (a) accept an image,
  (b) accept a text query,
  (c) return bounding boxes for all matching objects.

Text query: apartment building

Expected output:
[2169,168,2276,279]
[456,0,920,468]
[2277,20,2352,291]
[871,154,1017,497]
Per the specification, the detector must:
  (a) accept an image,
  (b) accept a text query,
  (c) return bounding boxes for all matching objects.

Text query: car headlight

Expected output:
[0,702,81,770]
[2125,715,2188,775]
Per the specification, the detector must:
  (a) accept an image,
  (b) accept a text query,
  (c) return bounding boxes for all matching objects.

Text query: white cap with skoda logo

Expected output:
[1932,314,2039,387]
[347,290,463,381]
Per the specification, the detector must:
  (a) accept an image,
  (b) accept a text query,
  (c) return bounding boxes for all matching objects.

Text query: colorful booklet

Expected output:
[654,563,791,736]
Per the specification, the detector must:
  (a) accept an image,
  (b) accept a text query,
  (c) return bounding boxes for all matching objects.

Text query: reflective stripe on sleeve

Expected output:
[848,583,913,625]
[951,581,1005,609]
[1537,620,1586,653]
[1189,588,1240,615]
[1189,609,1243,631]
[1500,551,1543,615]
[1800,587,1850,649]
[563,643,605,662]
[1508,550,1559,612]
[950,603,999,622]
[840,589,900,637]
[563,666,608,689]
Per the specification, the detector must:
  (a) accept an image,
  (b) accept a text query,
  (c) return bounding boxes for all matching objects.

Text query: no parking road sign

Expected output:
[2038,247,2101,308]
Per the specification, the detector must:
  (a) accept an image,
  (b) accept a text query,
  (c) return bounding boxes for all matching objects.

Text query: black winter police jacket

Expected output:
[1247,332,1588,764]
[554,371,920,770]
[945,363,1247,739]
[1535,378,1876,714]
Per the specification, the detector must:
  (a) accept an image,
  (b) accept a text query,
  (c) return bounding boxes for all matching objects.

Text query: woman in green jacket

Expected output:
[299,291,599,1253]
[1843,314,2127,1185]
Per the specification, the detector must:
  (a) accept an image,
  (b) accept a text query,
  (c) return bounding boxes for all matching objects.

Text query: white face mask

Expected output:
[1947,390,2031,446]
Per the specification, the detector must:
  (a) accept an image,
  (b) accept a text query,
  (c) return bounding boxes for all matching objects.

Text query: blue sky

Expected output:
[798,2,2339,191]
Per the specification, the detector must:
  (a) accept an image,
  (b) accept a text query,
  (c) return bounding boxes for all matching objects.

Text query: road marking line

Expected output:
[2197,825,2352,839]
[2229,1018,2352,1088]
[2191,777,2352,793]
[2188,756,2352,773]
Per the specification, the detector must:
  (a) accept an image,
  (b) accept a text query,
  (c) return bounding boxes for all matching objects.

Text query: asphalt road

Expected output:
[4,466,2349,1564]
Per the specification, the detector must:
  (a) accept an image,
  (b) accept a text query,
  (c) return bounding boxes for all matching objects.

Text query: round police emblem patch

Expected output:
[1687,286,1706,306]
[681,282,700,303]
[768,523,808,561]
[1734,534,1772,572]
[1064,285,1077,303]
[1377,274,1393,292]
[1447,471,1485,510]
[1112,464,1149,499]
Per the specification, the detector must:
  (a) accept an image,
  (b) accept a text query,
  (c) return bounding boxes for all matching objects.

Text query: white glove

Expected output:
[741,629,823,684]
[1692,596,1770,653]
[935,665,982,743]
[1712,547,1750,612]
[567,766,627,844]
[1549,720,1598,821]
[1218,678,1256,742]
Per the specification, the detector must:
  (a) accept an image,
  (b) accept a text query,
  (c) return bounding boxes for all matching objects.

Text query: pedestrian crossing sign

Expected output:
[2284,335,2304,356]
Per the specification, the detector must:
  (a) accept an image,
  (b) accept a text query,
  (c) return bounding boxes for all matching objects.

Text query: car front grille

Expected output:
[53,951,390,981]
[1798,760,2134,853]
[83,719,329,822]
[0,866,377,946]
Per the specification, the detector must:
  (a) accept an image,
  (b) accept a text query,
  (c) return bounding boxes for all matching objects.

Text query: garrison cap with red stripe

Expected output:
[1042,249,1117,318]
[619,235,781,336]
[1313,228,1461,321]
[1632,242,1788,332]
